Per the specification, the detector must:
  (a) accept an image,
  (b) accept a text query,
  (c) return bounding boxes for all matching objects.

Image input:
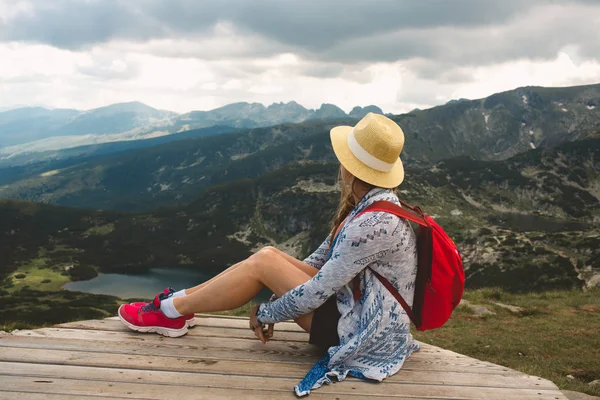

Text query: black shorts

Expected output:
[309,295,341,354]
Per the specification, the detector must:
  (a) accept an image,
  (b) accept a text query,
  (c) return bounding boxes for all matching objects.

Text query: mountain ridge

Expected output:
[1,84,599,212]
[0,100,386,157]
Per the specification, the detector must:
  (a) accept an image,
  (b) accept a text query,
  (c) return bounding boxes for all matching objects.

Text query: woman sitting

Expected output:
[118,112,420,396]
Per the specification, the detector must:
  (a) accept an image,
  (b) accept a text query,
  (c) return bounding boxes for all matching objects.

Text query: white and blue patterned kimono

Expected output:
[257,187,420,396]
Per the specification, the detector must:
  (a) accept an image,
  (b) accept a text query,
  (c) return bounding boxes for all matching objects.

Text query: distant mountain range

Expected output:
[0,100,383,163]
[0,83,598,212]
[0,102,176,148]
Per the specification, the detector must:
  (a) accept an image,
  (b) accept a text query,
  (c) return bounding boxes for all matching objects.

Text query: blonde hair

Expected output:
[329,165,375,245]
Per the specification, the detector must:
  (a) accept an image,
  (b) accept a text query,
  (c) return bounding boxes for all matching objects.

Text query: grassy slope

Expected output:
[415,288,600,397]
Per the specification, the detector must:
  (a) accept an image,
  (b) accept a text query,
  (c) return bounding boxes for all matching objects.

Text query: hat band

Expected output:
[347,128,395,173]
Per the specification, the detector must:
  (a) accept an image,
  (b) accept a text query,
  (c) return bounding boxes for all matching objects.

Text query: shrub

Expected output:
[68,264,98,281]
[480,227,493,235]
[14,274,26,279]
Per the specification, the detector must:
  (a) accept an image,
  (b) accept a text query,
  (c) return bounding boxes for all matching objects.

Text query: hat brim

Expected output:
[330,125,404,189]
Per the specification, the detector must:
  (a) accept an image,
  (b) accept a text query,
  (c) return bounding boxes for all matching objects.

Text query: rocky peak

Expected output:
[349,105,384,119]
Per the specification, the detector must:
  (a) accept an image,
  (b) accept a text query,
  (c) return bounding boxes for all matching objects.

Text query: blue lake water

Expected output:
[63,267,271,301]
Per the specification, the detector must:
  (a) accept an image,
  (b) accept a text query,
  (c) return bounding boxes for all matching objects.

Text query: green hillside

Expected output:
[1,138,598,297]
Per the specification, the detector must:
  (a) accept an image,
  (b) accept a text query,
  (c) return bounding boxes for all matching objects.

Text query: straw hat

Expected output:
[330,112,405,188]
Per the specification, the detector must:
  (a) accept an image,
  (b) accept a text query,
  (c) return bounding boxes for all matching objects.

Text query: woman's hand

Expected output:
[249,304,273,344]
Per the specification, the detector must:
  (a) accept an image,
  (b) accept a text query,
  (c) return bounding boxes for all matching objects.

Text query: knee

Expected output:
[255,246,278,260]
[247,246,278,267]
[261,246,279,255]
[246,247,278,279]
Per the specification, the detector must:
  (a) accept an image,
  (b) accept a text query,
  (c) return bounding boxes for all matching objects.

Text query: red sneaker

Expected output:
[131,287,196,328]
[118,294,188,337]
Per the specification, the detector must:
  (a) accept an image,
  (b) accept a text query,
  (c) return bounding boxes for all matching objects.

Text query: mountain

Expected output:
[0,125,236,169]
[56,101,177,136]
[0,102,178,155]
[0,101,383,164]
[394,83,600,162]
[1,137,598,298]
[0,83,598,212]
[446,98,470,105]
[0,107,80,147]
[310,104,347,120]
[349,105,384,119]
[175,101,312,131]
[0,120,351,211]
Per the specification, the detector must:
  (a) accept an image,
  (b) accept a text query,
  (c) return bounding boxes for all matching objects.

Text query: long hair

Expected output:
[329,165,375,245]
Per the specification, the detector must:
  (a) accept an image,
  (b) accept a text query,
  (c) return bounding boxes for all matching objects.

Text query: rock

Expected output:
[493,302,524,313]
[0,331,8,336]
[567,374,576,380]
[561,390,600,400]
[586,274,600,289]
[470,305,495,316]
[450,209,463,216]
[590,380,600,387]
[458,299,495,316]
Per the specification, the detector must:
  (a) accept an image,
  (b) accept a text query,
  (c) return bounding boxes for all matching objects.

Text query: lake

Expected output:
[63,267,271,301]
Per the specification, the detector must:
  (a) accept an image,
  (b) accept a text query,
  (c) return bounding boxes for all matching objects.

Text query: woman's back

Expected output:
[257,187,420,394]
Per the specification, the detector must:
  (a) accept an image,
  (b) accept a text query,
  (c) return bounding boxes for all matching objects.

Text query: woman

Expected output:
[118,112,420,396]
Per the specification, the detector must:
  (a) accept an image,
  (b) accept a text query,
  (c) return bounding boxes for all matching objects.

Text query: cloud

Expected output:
[77,56,140,80]
[0,0,539,49]
[0,0,599,114]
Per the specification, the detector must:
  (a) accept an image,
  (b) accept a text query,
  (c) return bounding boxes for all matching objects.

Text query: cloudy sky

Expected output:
[1,0,600,114]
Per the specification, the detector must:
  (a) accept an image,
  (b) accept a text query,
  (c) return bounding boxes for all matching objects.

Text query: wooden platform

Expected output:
[0,314,568,399]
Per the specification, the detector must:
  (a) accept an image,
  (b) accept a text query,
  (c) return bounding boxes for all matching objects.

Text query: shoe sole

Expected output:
[118,305,189,338]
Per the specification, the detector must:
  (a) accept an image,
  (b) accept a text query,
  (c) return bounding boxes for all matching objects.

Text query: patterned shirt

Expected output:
[257,187,420,396]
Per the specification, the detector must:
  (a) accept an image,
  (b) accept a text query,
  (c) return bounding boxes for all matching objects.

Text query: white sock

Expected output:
[172,289,187,298]
[161,297,183,319]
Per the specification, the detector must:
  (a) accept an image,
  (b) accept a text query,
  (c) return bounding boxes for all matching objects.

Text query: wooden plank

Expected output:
[0,334,321,364]
[55,319,310,342]
[7,327,450,358]
[1,376,401,400]
[0,393,140,400]
[7,328,508,374]
[0,335,555,389]
[0,363,567,400]
[105,314,307,332]
[100,315,508,361]
[0,346,538,378]
[5,328,518,374]
[0,357,557,391]
[50,319,515,368]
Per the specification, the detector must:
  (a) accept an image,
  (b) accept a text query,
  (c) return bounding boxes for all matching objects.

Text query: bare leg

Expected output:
[183,246,318,295]
[173,247,315,332]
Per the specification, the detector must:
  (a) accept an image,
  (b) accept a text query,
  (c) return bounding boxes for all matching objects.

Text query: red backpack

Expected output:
[353,200,465,331]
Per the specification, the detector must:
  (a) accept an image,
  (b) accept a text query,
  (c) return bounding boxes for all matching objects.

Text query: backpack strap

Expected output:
[352,200,425,326]
[360,200,428,227]
[369,267,418,326]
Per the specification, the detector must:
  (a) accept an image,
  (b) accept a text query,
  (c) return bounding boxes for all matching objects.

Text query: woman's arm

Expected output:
[257,212,403,324]
[301,237,331,270]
